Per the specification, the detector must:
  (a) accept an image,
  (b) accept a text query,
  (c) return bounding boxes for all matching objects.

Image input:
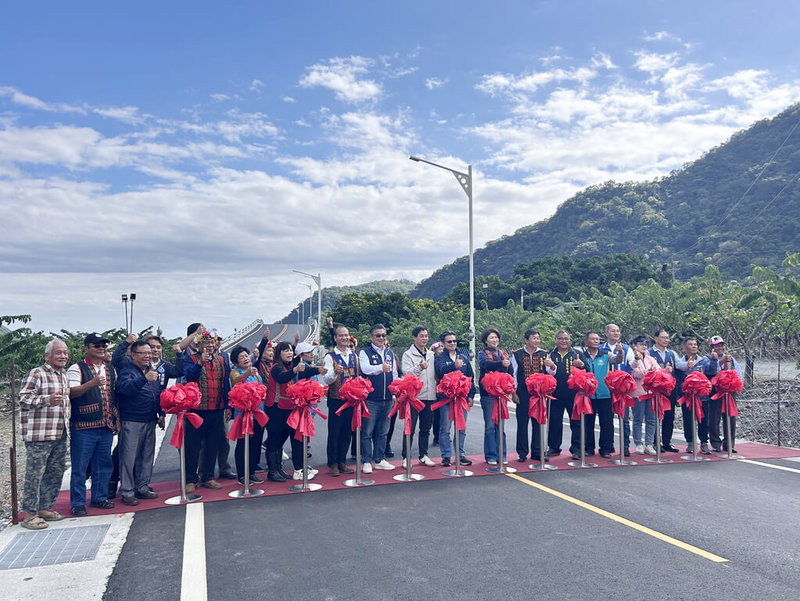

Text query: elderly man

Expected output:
[68,333,118,516]
[545,330,585,459]
[358,323,398,473]
[701,335,742,453]
[18,339,71,529]
[115,340,163,506]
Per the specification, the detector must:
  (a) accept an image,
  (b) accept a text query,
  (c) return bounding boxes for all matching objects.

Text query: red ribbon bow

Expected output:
[481,371,515,424]
[568,368,597,419]
[604,370,636,418]
[388,375,425,435]
[286,379,328,440]
[678,372,711,421]
[641,369,676,420]
[336,376,373,431]
[227,381,269,440]
[432,370,473,431]
[526,373,556,424]
[711,369,743,417]
[160,382,204,449]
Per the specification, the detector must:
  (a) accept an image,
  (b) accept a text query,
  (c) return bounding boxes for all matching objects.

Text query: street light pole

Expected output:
[409,155,476,372]
[293,269,322,335]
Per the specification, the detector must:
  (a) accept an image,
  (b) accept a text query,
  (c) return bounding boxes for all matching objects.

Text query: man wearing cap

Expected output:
[18,339,71,529]
[321,326,359,476]
[67,333,119,515]
[701,336,742,453]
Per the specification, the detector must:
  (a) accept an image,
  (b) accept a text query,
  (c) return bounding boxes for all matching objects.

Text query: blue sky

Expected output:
[3,1,800,338]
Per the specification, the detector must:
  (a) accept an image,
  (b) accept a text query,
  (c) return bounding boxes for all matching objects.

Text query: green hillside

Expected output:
[412,103,800,300]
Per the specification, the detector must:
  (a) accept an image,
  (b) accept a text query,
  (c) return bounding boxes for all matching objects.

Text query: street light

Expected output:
[304,283,313,323]
[293,269,322,334]
[409,155,475,371]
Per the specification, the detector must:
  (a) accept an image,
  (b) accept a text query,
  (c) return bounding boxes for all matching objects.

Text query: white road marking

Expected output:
[181,502,208,601]
[738,459,800,474]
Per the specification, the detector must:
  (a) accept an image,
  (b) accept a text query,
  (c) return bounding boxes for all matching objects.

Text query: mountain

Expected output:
[412,103,800,300]
[280,279,417,323]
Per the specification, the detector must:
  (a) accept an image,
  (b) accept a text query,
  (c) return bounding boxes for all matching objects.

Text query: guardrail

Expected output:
[221,319,263,351]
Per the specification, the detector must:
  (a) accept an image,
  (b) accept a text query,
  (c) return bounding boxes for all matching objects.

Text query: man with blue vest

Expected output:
[649,330,680,452]
[358,323,397,473]
[583,332,623,458]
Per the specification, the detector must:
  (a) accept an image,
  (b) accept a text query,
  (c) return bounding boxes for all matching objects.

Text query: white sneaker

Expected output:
[402,458,409,469]
[292,468,316,480]
[308,467,319,476]
[362,462,373,474]
[419,455,435,467]
[635,445,644,454]
[487,460,498,465]
[374,459,396,470]
[281,450,289,460]
[644,445,657,455]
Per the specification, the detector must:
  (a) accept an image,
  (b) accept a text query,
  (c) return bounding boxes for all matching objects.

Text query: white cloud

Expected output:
[425,77,448,90]
[250,79,264,91]
[298,56,382,103]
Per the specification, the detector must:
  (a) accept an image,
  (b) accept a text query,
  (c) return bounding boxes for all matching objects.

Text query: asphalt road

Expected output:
[102,406,800,601]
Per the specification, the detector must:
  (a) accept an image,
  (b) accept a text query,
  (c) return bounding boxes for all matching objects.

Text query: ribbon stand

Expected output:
[719,395,744,460]
[681,394,709,462]
[229,433,265,498]
[643,399,672,464]
[343,426,374,487]
[395,432,424,482]
[567,407,597,468]
[529,399,557,471]
[165,417,202,505]
[610,409,636,466]
[444,424,473,478]
[486,396,516,474]
[289,435,321,492]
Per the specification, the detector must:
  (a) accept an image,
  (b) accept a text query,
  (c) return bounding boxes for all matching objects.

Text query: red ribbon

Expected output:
[336,376,373,431]
[526,373,556,424]
[641,369,676,420]
[432,370,472,431]
[227,381,269,440]
[604,370,636,418]
[711,370,742,417]
[481,371,515,424]
[388,375,425,435]
[678,372,711,421]
[160,382,204,449]
[286,379,328,440]
[567,368,597,419]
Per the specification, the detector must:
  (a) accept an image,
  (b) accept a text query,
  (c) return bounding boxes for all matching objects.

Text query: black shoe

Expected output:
[600,452,612,459]
[517,455,527,463]
[135,490,159,500]
[711,445,722,453]
[441,458,451,467]
[624,448,631,457]
[121,496,139,506]
[253,464,265,472]
[384,449,395,458]
[90,500,115,509]
[585,451,595,457]
[239,475,264,485]
[218,471,237,480]
[107,482,118,499]
[570,452,580,461]
[459,456,473,466]
[662,444,679,453]
[71,506,87,516]
[547,449,561,457]
[267,470,286,482]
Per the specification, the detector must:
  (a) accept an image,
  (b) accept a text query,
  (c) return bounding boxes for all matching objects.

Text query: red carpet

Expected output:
[29,440,798,520]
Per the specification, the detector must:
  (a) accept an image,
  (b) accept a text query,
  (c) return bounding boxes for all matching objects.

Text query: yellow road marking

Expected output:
[272,323,288,340]
[506,473,729,563]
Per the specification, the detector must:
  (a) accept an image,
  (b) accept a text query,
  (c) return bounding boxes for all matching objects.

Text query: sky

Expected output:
[3,0,800,339]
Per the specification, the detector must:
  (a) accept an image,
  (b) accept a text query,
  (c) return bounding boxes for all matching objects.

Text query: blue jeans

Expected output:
[70,427,114,507]
[361,399,391,464]
[632,397,655,446]
[480,395,507,462]
[438,404,467,459]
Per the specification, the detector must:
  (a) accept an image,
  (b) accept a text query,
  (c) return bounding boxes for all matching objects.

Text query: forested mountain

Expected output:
[412,103,800,300]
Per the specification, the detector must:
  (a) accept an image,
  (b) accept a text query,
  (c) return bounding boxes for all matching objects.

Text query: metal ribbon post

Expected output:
[395,432,424,482]
[486,396,516,474]
[444,405,472,477]
[344,426,374,487]
[290,435,321,492]
[610,409,636,466]
[681,395,708,462]
[568,403,597,468]
[165,417,202,504]
[529,398,557,471]
[230,432,265,498]
[644,398,672,464]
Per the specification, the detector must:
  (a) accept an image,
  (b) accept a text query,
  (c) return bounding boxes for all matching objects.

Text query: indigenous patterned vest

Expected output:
[327,349,359,400]
[512,348,548,395]
[71,361,117,430]
[190,353,226,410]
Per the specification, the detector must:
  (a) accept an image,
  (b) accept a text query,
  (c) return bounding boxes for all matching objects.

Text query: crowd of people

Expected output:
[17,318,741,530]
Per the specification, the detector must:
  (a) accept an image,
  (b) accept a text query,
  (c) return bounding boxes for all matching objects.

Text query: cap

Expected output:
[295,341,315,355]
[708,335,725,346]
[84,333,110,346]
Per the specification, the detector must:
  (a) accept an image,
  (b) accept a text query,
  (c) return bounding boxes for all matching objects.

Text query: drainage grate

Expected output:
[0,524,110,570]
